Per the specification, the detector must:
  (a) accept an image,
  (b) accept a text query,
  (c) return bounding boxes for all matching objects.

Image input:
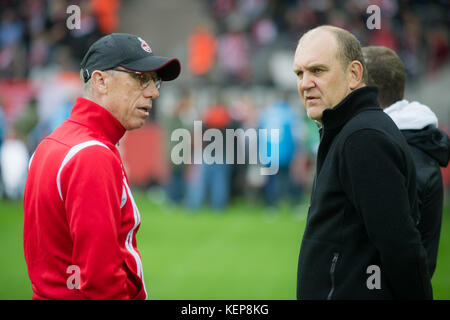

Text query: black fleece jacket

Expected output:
[402,125,450,278]
[297,86,433,300]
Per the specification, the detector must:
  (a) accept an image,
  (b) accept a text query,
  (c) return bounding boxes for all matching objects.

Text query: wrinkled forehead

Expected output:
[294,29,339,68]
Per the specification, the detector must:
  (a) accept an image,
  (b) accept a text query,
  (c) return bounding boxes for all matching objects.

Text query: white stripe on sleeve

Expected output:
[56,140,109,201]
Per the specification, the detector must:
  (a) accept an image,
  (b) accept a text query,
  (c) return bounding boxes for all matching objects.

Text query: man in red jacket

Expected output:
[23,33,180,299]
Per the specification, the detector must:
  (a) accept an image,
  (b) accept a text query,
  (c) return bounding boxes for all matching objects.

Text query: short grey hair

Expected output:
[80,69,115,98]
[299,25,368,84]
[82,78,92,97]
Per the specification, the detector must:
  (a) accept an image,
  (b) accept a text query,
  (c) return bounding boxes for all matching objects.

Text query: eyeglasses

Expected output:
[109,68,161,89]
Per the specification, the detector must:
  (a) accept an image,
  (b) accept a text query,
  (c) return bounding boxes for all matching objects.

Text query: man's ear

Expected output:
[348,60,364,90]
[91,70,108,94]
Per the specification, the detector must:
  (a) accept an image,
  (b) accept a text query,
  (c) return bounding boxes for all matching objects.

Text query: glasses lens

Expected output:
[155,77,161,89]
[140,73,161,89]
[139,73,151,88]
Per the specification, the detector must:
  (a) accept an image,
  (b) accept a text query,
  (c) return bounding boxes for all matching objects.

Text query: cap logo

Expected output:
[138,37,152,53]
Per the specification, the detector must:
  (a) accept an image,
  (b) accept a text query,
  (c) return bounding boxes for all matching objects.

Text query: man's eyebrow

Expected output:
[293,63,328,74]
[306,63,328,70]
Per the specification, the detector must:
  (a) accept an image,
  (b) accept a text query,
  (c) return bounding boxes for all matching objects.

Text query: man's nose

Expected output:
[143,81,160,99]
[299,73,315,92]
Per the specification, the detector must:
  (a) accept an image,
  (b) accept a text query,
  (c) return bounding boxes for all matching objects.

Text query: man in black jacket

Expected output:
[363,45,450,278]
[293,25,432,299]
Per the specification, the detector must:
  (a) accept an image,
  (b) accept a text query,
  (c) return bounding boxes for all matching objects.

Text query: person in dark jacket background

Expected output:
[293,25,432,299]
[363,46,450,278]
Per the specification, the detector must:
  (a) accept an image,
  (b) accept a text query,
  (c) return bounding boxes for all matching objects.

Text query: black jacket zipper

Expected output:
[327,253,339,300]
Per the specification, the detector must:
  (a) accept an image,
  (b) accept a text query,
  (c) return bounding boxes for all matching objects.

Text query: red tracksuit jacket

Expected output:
[23,97,147,299]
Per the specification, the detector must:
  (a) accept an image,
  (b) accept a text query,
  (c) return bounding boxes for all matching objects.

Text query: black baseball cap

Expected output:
[80,33,181,82]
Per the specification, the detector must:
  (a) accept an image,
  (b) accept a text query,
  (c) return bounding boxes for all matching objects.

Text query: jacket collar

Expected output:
[69,97,126,145]
[321,86,380,130]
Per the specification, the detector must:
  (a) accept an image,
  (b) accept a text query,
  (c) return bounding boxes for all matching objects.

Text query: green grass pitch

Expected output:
[0,191,448,299]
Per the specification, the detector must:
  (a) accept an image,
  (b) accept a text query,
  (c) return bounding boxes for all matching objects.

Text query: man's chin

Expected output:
[125,121,145,131]
[306,107,324,122]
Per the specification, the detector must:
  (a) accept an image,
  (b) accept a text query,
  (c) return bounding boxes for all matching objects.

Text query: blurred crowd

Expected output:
[0,0,449,209]
[158,87,318,211]
[0,0,119,79]
[190,0,450,85]
[0,0,119,199]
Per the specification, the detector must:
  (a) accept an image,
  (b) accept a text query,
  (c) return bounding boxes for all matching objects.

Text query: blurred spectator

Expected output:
[258,93,303,207]
[65,0,103,62]
[186,97,232,211]
[163,90,194,205]
[228,93,258,200]
[217,29,251,84]
[91,0,120,34]
[428,26,450,74]
[300,114,320,193]
[0,129,29,200]
[0,9,24,48]
[33,72,80,141]
[13,96,39,151]
[251,17,277,46]
[188,24,217,80]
